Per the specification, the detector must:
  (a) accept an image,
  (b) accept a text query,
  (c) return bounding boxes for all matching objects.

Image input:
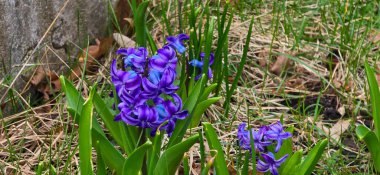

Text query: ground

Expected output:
[1,0,379,174]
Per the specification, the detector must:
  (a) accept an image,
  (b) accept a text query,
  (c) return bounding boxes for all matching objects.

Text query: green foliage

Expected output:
[153,134,200,175]
[123,141,152,175]
[355,61,380,172]
[203,122,229,175]
[78,87,95,175]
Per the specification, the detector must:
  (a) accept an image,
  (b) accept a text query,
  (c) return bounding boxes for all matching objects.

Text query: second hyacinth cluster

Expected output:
[238,121,292,175]
[111,34,190,136]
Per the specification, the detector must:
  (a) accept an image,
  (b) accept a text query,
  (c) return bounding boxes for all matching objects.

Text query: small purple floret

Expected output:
[257,152,288,175]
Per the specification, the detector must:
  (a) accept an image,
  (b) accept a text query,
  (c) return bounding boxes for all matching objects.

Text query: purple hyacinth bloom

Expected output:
[149,46,178,72]
[116,47,148,73]
[110,59,141,95]
[153,94,188,136]
[142,68,178,98]
[189,52,215,80]
[114,89,146,122]
[166,34,189,54]
[257,152,288,175]
[265,121,292,152]
[237,123,272,152]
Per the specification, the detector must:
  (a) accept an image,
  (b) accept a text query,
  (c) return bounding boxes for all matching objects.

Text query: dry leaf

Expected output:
[30,66,46,86]
[317,119,351,142]
[270,55,292,75]
[69,37,113,80]
[337,106,345,117]
[113,33,136,48]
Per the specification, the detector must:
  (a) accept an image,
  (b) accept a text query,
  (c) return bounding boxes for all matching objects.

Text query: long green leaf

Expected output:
[148,132,164,175]
[190,97,221,128]
[202,123,229,175]
[79,87,95,175]
[93,92,135,155]
[281,150,303,175]
[168,75,206,147]
[364,61,380,140]
[134,1,149,47]
[153,134,199,175]
[123,141,152,175]
[92,130,125,174]
[276,126,294,173]
[298,139,328,175]
[356,125,380,172]
[59,76,104,136]
[199,83,218,102]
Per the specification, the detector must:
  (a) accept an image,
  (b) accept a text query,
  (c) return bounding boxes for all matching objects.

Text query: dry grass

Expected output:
[1,0,378,174]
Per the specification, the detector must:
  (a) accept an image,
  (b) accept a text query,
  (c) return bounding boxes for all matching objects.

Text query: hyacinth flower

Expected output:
[142,68,179,98]
[166,33,190,54]
[110,59,141,95]
[189,52,215,80]
[111,34,190,136]
[237,123,272,152]
[149,46,178,72]
[237,121,292,175]
[265,121,292,152]
[257,152,288,175]
[116,47,148,73]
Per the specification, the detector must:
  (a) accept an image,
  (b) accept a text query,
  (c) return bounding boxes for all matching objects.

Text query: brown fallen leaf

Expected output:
[270,55,292,75]
[317,119,351,142]
[30,66,46,86]
[113,33,136,48]
[69,37,113,80]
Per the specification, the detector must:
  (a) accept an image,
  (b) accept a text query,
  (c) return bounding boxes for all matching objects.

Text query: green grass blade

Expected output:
[153,134,199,175]
[298,139,328,175]
[364,61,380,139]
[223,16,254,119]
[123,141,152,175]
[202,122,229,175]
[241,151,250,175]
[356,125,380,172]
[190,97,221,128]
[79,87,95,175]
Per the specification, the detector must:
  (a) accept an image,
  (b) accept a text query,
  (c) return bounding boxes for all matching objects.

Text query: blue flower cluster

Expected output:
[111,34,190,136]
[237,122,292,175]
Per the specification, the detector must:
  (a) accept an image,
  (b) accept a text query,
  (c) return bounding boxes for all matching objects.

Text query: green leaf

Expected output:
[276,126,294,173]
[92,130,125,174]
[190,97,221,128]
[59,76,104,136]
[356,125,380,172]
[79,87,95,175]
[281,150,303,175]
[148,132,164,175]
[199,83,218,101]
[241,151,250,175]
[93,92,135,155]
[123,141,152,175]
[134,1,149,47]
[298,139,328,175]
[153,134,199,175]
[364,61,380,140]
[94,143,106,175]
[202,123,229,175]
[183,74,206,113]
[168,75,206,147]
